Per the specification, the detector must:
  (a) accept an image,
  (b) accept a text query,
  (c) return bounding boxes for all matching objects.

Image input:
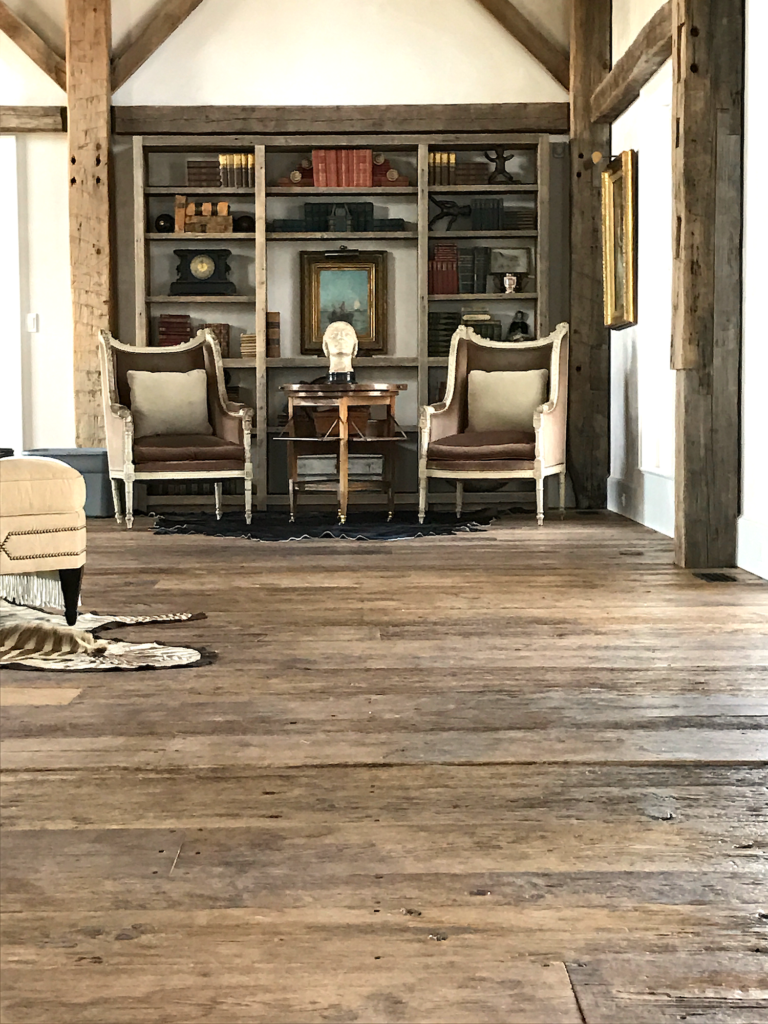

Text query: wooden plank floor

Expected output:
[1,511,767,1024]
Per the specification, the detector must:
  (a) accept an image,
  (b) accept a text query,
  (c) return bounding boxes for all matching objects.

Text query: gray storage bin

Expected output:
[23,448,113,517]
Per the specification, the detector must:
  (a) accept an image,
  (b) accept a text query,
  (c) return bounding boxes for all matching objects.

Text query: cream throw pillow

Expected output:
[127,369,212,437]
[467,369,549,433]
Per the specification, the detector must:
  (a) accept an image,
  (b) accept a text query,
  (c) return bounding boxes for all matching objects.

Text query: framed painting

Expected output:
[601,150,638,329]
[300,250,388,354]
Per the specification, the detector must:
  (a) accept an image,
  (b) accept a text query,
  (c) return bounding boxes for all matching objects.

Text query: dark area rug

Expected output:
[153,509,496,542]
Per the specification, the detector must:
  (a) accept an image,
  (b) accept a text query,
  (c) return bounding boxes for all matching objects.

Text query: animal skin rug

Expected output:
[0,599,209,671]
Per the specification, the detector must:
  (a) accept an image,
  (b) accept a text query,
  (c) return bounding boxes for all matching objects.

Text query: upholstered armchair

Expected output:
[98,329,254,529]
[419,322,569,525]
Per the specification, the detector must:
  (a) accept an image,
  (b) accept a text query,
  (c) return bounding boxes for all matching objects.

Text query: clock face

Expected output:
[190,254,216,280]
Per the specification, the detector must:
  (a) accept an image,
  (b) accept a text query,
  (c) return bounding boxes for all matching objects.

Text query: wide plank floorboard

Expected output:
[2,512,766,1023]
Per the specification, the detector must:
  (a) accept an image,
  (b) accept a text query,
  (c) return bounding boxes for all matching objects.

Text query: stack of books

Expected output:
[186,160,221,188]
[470,199,504,230]
[429,243,459,295]
[201,323,230,358]
[462,311,502,341]
[218,153,255,188]
[313,149,373,187]
[156,314,192,346]
[428,311,461,356]
[267,313,280,358]
[503,209,537,231]
[239,334,258,359]
[429,153,492,186]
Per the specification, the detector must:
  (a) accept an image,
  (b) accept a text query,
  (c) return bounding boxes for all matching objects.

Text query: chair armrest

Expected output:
[533,396,566,468]
[419,396,461,458]
[103,402,134,471]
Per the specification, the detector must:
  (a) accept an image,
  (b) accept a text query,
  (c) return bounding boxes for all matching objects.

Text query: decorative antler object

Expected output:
[428,197,472,231]
[484,149,518,185]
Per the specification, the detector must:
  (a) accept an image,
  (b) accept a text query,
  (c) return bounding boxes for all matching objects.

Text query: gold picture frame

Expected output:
[601,150,638,329]
[300,250,388,354]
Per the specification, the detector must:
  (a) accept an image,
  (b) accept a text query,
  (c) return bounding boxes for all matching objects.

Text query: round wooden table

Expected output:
[278,382,407,523]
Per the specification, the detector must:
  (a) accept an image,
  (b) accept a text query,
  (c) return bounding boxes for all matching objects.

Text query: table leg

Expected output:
[338,398,349,524]
[288,398,298,522]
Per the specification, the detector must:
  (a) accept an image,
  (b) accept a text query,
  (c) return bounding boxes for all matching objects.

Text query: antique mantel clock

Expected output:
[170,249,236,295]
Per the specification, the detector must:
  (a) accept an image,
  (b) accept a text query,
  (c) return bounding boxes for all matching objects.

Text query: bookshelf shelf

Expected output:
[146,233,256,240]
[266,231,417,241]
[429,230,538,238]
[429,292,538,301]
[429,184,538,193]
[147,295,257,303]
[145,187,254,195]
[267,186,417,196]
[135,133,553,512]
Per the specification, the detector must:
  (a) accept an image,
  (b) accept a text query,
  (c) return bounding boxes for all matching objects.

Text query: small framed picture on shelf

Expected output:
[300,250,388,354]
[601,149,638,329]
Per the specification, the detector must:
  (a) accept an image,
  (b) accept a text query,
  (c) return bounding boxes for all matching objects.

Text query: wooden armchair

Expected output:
[419,322,569,525]
[98,329,254,528]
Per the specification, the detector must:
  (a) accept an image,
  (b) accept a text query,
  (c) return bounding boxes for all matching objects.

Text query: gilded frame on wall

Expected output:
[601,150,638,329]
[300,250,388,354]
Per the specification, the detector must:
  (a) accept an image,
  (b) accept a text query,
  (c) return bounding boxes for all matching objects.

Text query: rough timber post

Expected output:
[569,0,612,508]
[66,0,111,447]
[671,0,744,567]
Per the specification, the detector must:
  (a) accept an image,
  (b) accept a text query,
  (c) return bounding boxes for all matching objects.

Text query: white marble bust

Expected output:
[322,320,358,383]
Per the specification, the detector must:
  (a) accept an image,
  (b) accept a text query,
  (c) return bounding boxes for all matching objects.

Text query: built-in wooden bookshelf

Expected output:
[133,133,553,511]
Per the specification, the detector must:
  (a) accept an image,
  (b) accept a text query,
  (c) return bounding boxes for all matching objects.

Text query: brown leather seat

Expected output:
[428,429,535,462]
[132,434,245,464]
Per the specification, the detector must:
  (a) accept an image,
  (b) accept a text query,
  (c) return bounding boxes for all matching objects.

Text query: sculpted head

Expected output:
[322,320,359,365]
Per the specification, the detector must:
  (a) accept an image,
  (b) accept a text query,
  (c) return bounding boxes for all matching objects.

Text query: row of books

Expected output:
[429,245,492,295]
[427,310,503,355]
[185,154,256,189]
[155,316,231,355]
[269,202,406,233]
[313,149,373,188]
[468,198,537,231]
[429,153,492,186]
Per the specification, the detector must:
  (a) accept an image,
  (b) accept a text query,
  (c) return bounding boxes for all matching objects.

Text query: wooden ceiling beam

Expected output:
[591,2,673,124]
[113,103,570,136]
[0,105,66,132]
[111,0,206,92]
[473,0,570,91]
[0,1,66,90]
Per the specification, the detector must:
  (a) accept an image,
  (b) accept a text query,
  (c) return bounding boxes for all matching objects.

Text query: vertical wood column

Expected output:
[66,0,111,447]
[569,0,611,508]
[253,144,268,511]
[416,143,429,413]
[672,0,744,567]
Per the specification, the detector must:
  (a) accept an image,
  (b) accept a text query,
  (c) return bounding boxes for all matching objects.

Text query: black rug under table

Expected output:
[153,509,495,542]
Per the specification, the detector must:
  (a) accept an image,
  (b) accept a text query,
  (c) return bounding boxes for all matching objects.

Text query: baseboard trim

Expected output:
[607,470,674,538]
[737,515,768,580]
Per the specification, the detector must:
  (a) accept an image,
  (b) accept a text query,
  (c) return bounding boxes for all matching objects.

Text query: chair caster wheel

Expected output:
[387,512,393,522]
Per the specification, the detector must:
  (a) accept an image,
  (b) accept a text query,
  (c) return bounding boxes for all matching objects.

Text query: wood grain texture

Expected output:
[473,0,570,90]
[672,0,744,567]
[66,0,111,448]
[567,954,768,1022]
[0,0,66,90]
[568,0,611,508]
[112,104,571,136]
[591,1,672,123]
[2,513,766,1022]
[0,105,66,132]
[111,0,206,93]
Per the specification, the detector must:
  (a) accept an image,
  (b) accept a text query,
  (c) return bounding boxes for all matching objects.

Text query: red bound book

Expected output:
[341,149,352,187]
[356,149,372,187]
[327,149,339,187]
[313,150,327,187]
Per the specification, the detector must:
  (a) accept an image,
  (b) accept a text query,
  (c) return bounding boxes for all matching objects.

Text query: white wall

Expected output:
[111,0,567,106]
[0,137,24,454]
[16,134,76,449]
[608,0,675,537]
[738,0,768,579]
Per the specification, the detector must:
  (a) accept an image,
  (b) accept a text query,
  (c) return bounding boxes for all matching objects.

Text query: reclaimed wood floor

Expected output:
[1,511,767,1024]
